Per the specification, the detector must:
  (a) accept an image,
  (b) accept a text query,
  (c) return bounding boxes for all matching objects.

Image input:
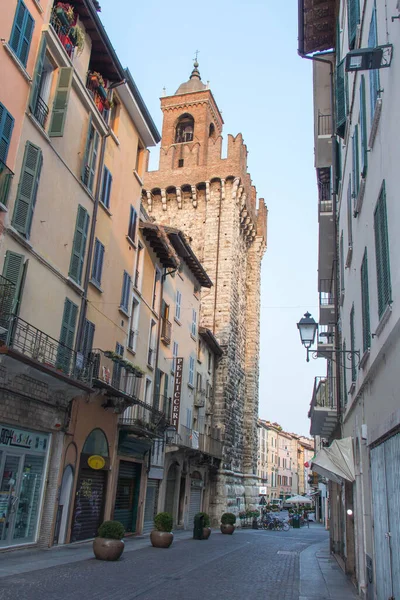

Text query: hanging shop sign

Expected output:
[88,455,106,470]
[0,425,48,453]
[172,357,183,429]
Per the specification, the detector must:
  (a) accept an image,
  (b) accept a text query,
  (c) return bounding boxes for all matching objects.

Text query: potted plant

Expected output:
[220,512,236,534]
[89,71,105,89]
[69,24,85,55]
[93,520,125,561]
[194,512,211,539]
[150,512,173,548]
[55,2,74,27]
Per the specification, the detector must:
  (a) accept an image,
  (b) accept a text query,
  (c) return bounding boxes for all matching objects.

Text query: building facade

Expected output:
[143,63,267,520]
[299,0,400,596]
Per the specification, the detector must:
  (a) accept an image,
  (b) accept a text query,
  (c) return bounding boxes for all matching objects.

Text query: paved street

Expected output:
[0,525,357,600]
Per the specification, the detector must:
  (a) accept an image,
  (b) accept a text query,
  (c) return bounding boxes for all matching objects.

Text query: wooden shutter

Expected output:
[2,251,24,314]
[154,369,161,408]
[374,183,391,318]
[57,297,78,372]
[49,67,73,137]
[100,167,112,208]
[128,206,137,241]
[352,125,360,203]
[82,319,95,357]
[347,0,360,50]
[0,104,15,165]
[350,305,356,382]
[29,36,47,115]
[368,7,379,121]
[335,59,346,138]
[81,115,92,185]
[12,141,42,237]
[91,239,104,285]
[347,176,353,247]
[361,250,371,352]
[120,272,130,311]
[88,128,99,192]
[9,0,34,66]
[334,139,341,194]
[360,76,368,177]
[69,205,89,284]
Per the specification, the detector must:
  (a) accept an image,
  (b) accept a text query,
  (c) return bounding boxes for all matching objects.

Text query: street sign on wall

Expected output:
[259,486,267,495]
[172,357,183,428]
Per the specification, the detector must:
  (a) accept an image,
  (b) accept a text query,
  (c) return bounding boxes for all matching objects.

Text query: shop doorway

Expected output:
[164,463,178,518]
[143,479,159,534]
[114,461,141,533]
[188,471,203,527]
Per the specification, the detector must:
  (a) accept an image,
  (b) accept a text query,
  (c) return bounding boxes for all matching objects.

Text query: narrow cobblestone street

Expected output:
[0,525,357,600]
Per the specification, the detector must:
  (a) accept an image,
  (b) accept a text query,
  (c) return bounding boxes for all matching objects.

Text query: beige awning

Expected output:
[311,438,355,483]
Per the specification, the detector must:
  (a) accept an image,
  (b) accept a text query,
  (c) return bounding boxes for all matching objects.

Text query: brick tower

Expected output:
[143,61,267,519]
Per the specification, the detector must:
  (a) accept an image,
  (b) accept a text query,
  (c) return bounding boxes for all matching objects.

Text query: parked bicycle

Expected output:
[258,513,289,531]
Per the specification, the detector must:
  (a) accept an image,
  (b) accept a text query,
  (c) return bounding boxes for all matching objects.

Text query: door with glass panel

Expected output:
[0,453,22,545]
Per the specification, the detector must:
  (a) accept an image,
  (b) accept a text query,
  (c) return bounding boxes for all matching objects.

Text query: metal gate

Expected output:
[114,461,141,533]
[71,468,106,542]
[143,479,159,534]
[188,487,202,528]
[370,431,400,600]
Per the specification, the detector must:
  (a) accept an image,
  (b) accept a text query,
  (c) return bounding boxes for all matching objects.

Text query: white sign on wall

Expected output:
[259,486,267,495]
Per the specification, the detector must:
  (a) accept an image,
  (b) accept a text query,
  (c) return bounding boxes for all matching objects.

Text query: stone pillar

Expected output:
[38,430,65,548]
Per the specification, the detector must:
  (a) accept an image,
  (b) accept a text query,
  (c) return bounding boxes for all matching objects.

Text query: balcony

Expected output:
[166,423,223,459]
[308,376,338,437]
[160,318,171,345]
[317,167,335,281]
[50,8,75,59]
[317,325,334,358]
[318,113,332,137]
[0,160,14,209]
[86,72,111,120]
[319,277,335,325]
[33,95,50,129]
[91,349,142,400]
[119,402,166,437]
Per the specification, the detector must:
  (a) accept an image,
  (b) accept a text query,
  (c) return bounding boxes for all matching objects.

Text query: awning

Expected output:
[311,438,355,483]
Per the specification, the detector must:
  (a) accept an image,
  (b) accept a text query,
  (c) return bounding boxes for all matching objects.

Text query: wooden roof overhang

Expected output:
[198,327,223,357]
[139,223,180,269]
[298,0,337,55]
[164,228,213,289]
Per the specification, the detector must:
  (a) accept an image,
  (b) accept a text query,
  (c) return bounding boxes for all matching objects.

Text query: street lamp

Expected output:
[297,312,318,362]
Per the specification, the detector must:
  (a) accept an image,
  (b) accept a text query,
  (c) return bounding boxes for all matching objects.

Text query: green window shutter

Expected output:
[335,18,341,63]
[347,0,360,50]
[69,205,89,284]
[352,125,360,205]
[334,140,341,194]
[342,341,348,407]
[9,0,35,67]
[368,6,380,122]
[120,271,131,311]
[29,35,47,115]
[360,75,368,177]
[347,176,353,247]
[2,250,24,314]
[340,231,345,294]
[350,305,357,382]
[49,67,73,137]
[374,182,391,318]
[57,297,78,372]
[0,103,15,165]
[82,319,95,357]
[100,166,112,208]
[88,128,99,192]
[81,115,92,185]
[128,206,137,241]
[360,250,371,352]
[12,141,43,237]
[91,239,104,286]
[335,59,347,138]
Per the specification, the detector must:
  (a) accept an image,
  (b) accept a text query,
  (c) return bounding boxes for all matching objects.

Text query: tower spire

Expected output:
[190,50,201,80]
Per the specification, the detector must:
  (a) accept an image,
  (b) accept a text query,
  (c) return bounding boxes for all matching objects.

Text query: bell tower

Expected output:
[158,61,223,170]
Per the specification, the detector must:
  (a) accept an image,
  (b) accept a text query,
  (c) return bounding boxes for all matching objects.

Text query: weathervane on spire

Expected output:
[194,50,200,66]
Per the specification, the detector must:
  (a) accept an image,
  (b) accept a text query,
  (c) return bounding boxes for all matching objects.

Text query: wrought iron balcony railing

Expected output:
[34,95,49,129]
[91,349,142,399]
[318,113,332,136]
[318,325,334,346]
[4,315,93,384]
[0,160,14,208]
[50,10,75,58]
[319,278,334,306]
[310,376,337,410]
[161,317,171,345]
[119,402,166,435]
[166,423,223,458]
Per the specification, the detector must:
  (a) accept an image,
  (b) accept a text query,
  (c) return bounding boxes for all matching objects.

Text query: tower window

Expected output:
[209,123,215,138]
[175,114,194,143]
[178,159,184,168]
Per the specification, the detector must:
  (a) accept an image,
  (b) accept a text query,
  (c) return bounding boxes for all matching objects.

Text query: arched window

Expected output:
[209,123,215,138]
[175,114,194,143]
[82,428,109,456]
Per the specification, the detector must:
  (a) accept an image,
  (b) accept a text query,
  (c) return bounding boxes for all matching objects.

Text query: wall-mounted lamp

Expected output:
[345,44,393,72]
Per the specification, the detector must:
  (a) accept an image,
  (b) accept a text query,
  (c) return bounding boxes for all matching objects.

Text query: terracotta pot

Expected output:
[203,527,211,539]
[220,524,235,535]
[150,530,174,548]
[93,537,124,561]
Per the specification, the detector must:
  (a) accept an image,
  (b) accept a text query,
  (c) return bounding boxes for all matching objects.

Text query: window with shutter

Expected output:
[340,231,345,296]
[175,290,181,320]
[360,76,368,177]
[352,125,360,205]
[91,239,105,286]
[368,5,379,122]
[189,356,195,386]
[2,251,24,315]
[360,250,371,353]
[116,342,124,357]
[100,167,112,208]
[191,309,197,337]
[342,341,348,406]
[49,67,73,137]
[347,176,353,248]
[347,0,360,50]
[57,297,78,373]
[172,341,178,373]
[120,271,131,312]
[0,103,15,165]
[9,0,34,67]
[350,305,357,382]
[335,59,347,138]
[82,319,95,357]
[12,141,43,237]
[69,205,89,284]
[81,116,99,192]
[374,181,391,318]
[128,206,137,242]
[29,36,47,117]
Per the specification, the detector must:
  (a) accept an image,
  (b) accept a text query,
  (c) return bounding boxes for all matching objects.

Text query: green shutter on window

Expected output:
[81,115,92,185]
[360,250,371,352]
[12,141,42,237]
[360,75,368,177]
[342,341,348,407]
[335,59,347,138]
[57,297,78,373]
[335,140,341,194]
[69,205,89,284]
[82,319,95,357]
[9,0,34,67]
[350,305,357,382]
[347,0,360,50]
[29,35,47,115]
[2,250,24,314]
[374,182,391,318]
[352,125,360,205]
[88,128,99,192]
[49,67,73,137]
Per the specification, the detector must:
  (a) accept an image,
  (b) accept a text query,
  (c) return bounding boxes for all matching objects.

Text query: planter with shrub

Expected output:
[93,520,125,561]
[150,512,173,548]
[220,512,236,535]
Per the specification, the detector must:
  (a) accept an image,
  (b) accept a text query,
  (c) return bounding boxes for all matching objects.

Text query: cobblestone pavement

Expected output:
[0,525,357,600]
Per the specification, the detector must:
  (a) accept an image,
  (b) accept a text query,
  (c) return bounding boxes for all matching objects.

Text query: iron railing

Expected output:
[166,423,223,458]
[160,318,171,345]
[5,316,93,383]
[34,95,49,129]
[50,10,74,58]
[0,160,14,208]
[119,402,165,434]
[86,73,110,119]
[311,376,337,410]
[318,183,332,213]
[319,278,334,306]
[318,113,332,136]
[0,277,15,335]
[318,324,334,346]
[91,348,142,398]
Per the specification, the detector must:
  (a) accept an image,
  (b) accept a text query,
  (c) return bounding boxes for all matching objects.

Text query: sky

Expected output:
[99,0,325,436]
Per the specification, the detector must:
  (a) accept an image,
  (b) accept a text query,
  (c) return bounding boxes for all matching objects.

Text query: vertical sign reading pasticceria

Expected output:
[172,357,183,428]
